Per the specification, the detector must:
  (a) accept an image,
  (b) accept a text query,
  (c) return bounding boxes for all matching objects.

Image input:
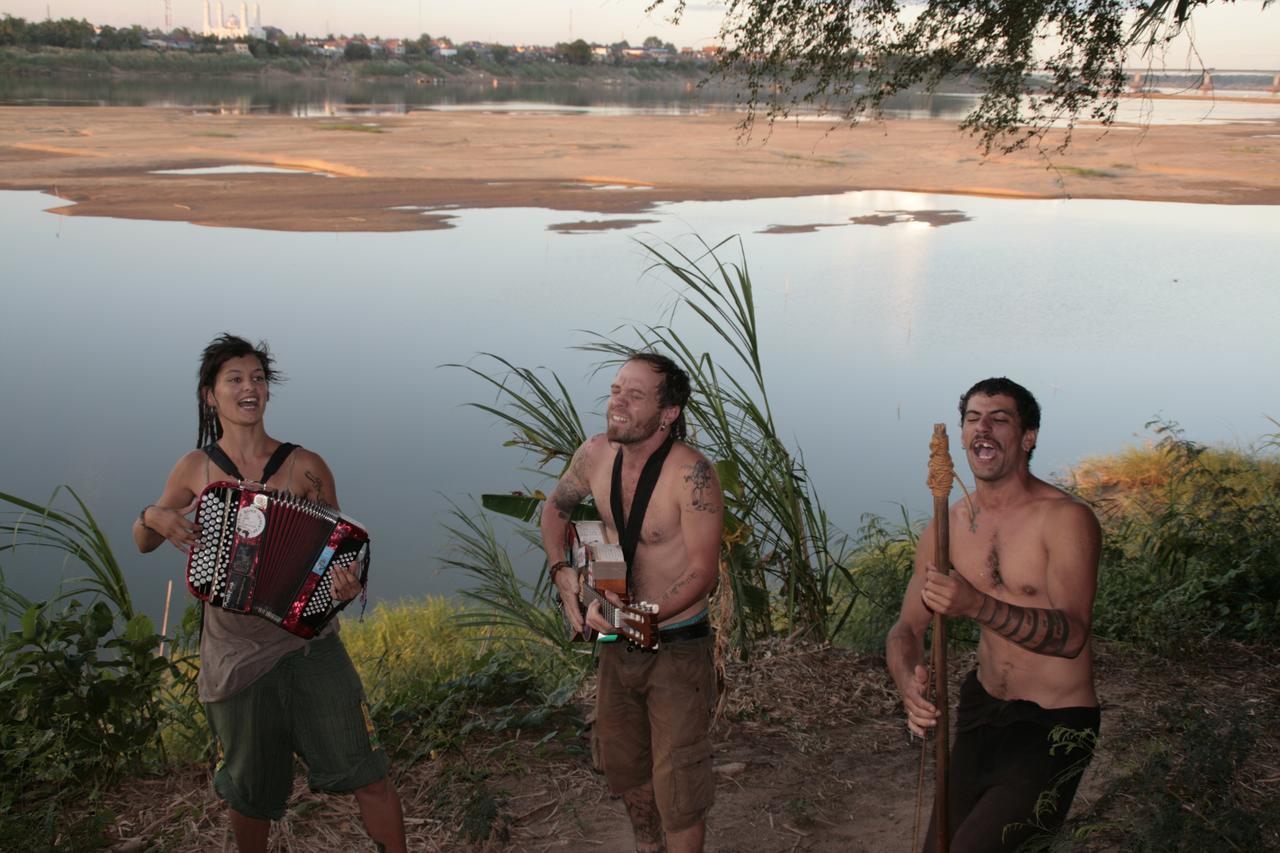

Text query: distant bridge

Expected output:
[1126,69,1280,94]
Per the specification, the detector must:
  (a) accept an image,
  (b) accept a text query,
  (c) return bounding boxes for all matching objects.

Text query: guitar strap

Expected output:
[610,429,677,593]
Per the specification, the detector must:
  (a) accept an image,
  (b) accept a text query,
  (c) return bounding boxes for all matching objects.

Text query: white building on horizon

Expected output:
[201,1,265,39]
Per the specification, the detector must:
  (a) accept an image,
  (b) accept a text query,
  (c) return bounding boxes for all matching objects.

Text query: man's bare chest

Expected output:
[589,470,681,548]
[952,519,1048,600]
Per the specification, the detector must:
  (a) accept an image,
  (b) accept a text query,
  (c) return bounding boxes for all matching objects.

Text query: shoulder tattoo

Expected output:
[683,459,720,513]
[304,470,330,507]
[549,453,591,519]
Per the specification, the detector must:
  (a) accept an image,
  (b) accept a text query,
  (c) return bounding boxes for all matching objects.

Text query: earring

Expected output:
[659,423,667,431]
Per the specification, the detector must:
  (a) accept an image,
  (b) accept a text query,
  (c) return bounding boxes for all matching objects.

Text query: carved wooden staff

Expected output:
[926,423,955,853]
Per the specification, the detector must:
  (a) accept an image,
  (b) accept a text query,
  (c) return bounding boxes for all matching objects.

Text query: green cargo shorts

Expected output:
[205,633,389,821]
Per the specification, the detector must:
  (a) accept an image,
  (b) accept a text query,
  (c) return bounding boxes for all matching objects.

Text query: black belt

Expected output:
[658,620,710,644]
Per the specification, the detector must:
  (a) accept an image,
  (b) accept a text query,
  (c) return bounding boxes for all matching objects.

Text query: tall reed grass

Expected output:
[447,237,853,659]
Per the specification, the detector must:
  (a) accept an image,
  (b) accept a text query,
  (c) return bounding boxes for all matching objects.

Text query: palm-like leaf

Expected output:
[440,502,578,655]
[451,235,851,651]
[0,486,134,620]
[444,353,588,470]
[581,237,848,638]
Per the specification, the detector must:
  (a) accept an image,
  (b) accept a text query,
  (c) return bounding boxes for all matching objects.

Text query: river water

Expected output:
[4,75,1279,124]
[2,85,1278,627]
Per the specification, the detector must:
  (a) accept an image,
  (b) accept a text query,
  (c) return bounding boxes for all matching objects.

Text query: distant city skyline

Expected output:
[2,1,1277,68]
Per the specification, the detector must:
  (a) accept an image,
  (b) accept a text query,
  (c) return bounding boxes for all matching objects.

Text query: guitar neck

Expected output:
[571,577,658,650]
[581,584,622,624]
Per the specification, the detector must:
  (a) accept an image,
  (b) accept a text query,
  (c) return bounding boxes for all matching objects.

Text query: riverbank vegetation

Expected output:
[0,45,710,83]
[0,14,710,85]
[3,241,1277,848]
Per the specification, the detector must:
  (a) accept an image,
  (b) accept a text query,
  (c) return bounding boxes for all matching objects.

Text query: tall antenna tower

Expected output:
[164,0,173,30]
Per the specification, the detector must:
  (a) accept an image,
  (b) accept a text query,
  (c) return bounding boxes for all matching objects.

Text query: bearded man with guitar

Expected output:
[541,352,724,853]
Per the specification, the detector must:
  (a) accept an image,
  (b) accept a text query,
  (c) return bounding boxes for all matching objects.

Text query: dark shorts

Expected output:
[925,669,1101,853]
[593,632,717,833]
[205,633,390,821]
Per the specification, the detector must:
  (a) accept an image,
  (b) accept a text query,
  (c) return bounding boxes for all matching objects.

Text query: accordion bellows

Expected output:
[186,481,370,638]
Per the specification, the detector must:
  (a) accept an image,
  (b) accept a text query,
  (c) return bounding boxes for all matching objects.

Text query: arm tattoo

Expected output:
[659,569,697,606]
[549,480,589,519]
[683,459,720,513]
[549,453,590,519]
[304,471,330,507]
[975,595,1074,657]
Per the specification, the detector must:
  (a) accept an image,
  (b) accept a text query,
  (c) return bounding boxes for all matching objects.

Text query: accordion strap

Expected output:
[609,430,677,588]
[202,441,299,485]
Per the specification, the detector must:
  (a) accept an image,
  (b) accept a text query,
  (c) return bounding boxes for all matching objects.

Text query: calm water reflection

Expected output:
[2,188,1278,627]
[4,76,1278,124]
[0,75,975,118]
[0,76,742,115]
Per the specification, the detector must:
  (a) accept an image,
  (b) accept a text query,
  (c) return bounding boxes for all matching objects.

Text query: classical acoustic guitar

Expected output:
[560,520,659,650]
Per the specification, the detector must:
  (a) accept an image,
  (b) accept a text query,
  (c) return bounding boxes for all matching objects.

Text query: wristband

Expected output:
[139,504,157,533]
[549,560,574,577]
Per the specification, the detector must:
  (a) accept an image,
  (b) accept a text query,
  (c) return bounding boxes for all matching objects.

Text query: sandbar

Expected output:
[1,105,1277,231]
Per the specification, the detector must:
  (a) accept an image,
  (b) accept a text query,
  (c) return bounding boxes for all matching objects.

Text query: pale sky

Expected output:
[2,1,1277,67]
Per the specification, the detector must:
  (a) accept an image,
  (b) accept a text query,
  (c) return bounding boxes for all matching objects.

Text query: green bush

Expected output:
[343,593,579,764]
[358,59,412,77]
[0,487,198,845]
[1075,421,1280,651]
[828,510,919,651]
[343,595,494,708]
[0,600,174,846]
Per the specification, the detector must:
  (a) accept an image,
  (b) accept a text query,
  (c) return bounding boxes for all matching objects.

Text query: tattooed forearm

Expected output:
[304,471,330,506]
[659,570,697,606]
[682,460,720,513]
[975,595,1076,657]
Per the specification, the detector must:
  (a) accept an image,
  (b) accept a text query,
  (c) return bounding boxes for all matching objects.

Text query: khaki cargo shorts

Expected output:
[592,633,717,832]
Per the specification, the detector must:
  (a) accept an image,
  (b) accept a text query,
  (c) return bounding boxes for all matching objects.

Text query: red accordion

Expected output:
[186,481,370,638]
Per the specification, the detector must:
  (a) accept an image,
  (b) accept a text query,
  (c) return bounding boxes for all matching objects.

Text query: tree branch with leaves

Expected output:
[650,0,1273,153]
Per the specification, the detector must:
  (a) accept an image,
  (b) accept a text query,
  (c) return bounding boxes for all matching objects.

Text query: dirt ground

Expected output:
[2,104,1279,235]
[101,639,1280,852]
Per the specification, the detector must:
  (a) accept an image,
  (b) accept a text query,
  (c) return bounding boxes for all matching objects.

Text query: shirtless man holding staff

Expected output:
[887,377,1102,852]
[541,352,723,853]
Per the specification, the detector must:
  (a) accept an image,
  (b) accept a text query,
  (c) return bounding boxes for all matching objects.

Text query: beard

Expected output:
[607,410,662,445]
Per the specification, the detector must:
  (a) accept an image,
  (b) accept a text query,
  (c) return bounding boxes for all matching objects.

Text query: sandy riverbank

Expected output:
[1,105,1277,231]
